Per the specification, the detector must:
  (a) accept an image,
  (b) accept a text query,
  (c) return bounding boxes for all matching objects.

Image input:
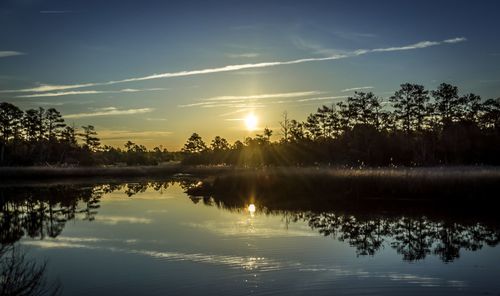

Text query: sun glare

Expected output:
[248,204,256,215]
[245,114,258,131]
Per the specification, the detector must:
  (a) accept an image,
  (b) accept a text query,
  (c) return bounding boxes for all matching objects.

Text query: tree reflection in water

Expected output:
[189,195,499,263]
[0,180,196,245]
[0,180,197,296]
[1,177,499,266]
[303,213,499,262]
[0,244,62,295]
[186,173,500,263]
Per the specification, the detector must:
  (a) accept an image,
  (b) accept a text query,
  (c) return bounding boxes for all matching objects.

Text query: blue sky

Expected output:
[1,0,499,148]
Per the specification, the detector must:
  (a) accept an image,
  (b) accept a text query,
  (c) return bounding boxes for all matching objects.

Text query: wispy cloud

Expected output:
[16,88,165,98]
[40,10,75,14]
[64,107,154,119]
[202,91,322,102]
[26,100,94,106]
[218,108,256,117]
[98,129,172,140]
[145,117,167,121]
[179,92,355,110]
[356,37,465,54]
[0,51,25,58]
[2,37,466,93]
[20,238,467,288]
[444,37,467,44]
[341,86,374,92]
[96,215,152,225]
[183,221,318,237]
[333,31,377,41]
[369,41,441,53]
[22,240,91,249]
[178,91,321,108]
[292,36,348,57]
[0,83,97,93]
[296,95,348,102]
[18,90,103,97]
[202,103,266,109]
[293,30,377,55]
[227,53,260,58]
[178,102,213,108]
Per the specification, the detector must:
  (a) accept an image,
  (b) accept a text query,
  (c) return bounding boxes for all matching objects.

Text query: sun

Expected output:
[248,204,256,214]
[245,114,258,131]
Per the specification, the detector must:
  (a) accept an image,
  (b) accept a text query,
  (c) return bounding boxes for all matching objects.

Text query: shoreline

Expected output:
[1,164,499,180]
[0,164,233,180]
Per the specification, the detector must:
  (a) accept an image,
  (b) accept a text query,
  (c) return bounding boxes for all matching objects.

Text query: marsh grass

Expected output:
[2,165,499,212]
[187,166,500,206]
[0,164,233,179]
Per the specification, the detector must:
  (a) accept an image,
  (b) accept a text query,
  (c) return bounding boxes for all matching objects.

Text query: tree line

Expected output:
[1,82,500,167]
[182,82,500,166]
[0,104,174,166]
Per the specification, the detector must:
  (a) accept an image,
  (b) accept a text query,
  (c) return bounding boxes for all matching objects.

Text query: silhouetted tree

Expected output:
[289,119,306,142]
[0,102,23,143]
[263,127,273,142]
[232,140,244,150]
[45,108,66,140]
[480,98,500,130]
[1,81,500,167]
[347,92,382,128]
[23,109,43,142]
[458,93,481,123]
[210,136,230,151]
[60,125,77,146]
[0,103,23,163]
[432,83,461,126]
[80,125,100,152]
[35,108,46,141]
[390,83,429,133]
[182,133,207,153]
[279,111,291,142]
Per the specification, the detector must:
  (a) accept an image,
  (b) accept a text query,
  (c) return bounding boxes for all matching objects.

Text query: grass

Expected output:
[186,166,500,205]
[0,164,235,179]
[2,164,499,208]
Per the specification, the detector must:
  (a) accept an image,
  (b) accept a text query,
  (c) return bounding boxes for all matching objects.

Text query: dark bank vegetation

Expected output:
[0,104,175,166]
[0,164,233,180]
[187,167,500,208]
[1,82,500,167]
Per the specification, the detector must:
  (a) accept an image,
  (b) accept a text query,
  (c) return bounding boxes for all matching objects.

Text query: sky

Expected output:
[1,0,499,149]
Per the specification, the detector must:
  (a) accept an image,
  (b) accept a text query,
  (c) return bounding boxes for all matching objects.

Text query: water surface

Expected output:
[1,179,499,295]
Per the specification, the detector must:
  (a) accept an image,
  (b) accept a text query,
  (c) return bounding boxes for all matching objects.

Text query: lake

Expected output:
[1,176,499,295]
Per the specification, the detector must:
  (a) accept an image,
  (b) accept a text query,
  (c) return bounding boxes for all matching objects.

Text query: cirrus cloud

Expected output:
[15,87,165,98]
[2,37,466,94]
[64,107,154,119]
[0,51,25,58]
[341,86,374,92]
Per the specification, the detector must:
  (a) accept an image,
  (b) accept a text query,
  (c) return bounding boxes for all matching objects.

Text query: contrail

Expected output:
[0,37,466,94]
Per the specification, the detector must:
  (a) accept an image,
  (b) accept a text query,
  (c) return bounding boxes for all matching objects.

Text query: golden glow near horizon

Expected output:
[245,114,258,131]
[248,204,256,216]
